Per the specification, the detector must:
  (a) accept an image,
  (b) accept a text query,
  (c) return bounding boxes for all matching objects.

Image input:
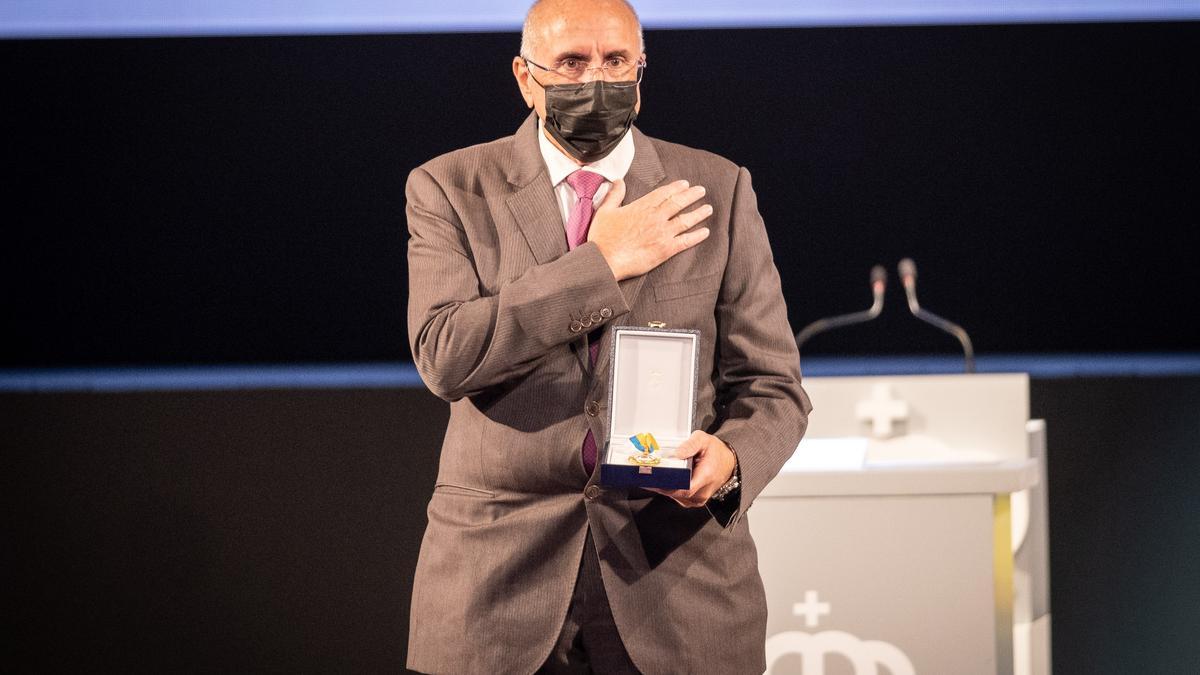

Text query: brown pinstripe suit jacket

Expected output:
[406,113,811,674]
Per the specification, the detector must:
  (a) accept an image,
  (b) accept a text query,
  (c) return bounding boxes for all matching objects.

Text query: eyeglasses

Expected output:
[522,55,646,89]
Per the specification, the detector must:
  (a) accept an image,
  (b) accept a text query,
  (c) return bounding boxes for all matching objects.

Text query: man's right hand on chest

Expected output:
[588,179,713,281]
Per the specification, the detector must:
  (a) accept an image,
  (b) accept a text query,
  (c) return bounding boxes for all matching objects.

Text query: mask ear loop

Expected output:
[521,56,550,90]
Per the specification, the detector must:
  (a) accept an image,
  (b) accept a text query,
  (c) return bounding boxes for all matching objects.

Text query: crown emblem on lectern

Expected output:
[765,591,915,675]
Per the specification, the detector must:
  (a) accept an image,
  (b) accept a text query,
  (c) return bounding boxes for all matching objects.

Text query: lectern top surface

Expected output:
[762,458,1039,498]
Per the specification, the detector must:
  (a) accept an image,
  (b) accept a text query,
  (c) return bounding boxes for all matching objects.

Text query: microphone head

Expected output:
[870,265,886,291]
[898,258,917,283]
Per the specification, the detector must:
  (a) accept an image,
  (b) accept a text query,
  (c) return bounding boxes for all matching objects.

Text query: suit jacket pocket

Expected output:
[428,482,500,530]
[433,482,496,498]
[653,272,723,302]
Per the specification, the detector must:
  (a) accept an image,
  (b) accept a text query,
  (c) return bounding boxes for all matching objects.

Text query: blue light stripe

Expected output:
[1,354,1197,393]
[799,353,1200,378]
[2,1,1198,39]
[0,363,425,393]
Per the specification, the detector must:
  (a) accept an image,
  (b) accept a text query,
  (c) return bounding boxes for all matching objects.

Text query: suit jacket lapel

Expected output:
[505,113,568,266]
[504,113,591,371]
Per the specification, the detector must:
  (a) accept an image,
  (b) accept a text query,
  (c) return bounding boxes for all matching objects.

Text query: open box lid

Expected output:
[607,327,699,443]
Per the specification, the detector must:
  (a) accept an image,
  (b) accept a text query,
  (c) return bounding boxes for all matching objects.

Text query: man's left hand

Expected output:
[647,430,736,508]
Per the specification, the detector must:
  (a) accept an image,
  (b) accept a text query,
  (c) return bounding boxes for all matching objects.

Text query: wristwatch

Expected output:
[710,439,740,502]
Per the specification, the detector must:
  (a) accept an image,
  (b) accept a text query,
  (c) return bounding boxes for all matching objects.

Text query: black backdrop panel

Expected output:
[4,389,445,673]
[1030,377,1200,674]
[4,22,1198,366]
[4,377,1200,673]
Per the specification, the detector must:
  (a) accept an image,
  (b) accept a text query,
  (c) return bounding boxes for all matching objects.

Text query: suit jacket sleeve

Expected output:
[709,166,813,528]
[406,166,630,401]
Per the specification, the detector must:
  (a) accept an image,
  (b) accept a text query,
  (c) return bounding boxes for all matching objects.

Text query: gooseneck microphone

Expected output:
[898,258,976,373]
[795,265,887,355]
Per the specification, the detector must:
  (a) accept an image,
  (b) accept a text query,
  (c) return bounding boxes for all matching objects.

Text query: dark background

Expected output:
[3,21,1198,367]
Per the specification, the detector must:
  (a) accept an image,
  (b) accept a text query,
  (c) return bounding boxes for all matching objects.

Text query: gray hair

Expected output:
[519,0,645,61]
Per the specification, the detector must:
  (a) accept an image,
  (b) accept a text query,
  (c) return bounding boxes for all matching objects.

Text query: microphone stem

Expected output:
[795,293,884,354]
[906,292,976,373]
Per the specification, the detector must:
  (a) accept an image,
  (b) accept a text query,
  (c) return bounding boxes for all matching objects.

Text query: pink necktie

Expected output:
[565,170,605,474]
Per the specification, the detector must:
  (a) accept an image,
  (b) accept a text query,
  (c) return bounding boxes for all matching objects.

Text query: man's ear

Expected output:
[512,57,534,108]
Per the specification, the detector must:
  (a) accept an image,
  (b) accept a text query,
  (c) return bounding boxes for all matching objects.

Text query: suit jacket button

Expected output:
[584,485,602,501]
[581,317,593,328]
[600,307,612,319]
[570,321,583,333]
[589,311,602,323]
[585,400,600,416]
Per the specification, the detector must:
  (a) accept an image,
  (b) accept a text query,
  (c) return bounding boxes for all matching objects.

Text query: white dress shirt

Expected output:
[537,117,636,228]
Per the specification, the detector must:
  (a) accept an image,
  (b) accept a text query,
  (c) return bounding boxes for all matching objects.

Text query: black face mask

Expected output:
[540,80,638,163]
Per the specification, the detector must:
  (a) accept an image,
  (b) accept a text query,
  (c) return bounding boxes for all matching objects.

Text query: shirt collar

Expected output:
[537,117,636,187]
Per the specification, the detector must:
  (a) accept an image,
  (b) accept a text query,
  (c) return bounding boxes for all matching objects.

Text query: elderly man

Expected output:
[405,0,811,672]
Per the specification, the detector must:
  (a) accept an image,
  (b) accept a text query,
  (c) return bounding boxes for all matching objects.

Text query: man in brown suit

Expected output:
[405,0,811,672]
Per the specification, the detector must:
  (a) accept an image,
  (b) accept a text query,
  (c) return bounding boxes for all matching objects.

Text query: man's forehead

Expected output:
[527,0,641,57]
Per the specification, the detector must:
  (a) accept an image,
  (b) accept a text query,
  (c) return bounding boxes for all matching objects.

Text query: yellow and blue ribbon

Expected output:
[629,432,659,453]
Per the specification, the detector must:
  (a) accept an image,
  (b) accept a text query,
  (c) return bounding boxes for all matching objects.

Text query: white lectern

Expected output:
[749,373,1051,675]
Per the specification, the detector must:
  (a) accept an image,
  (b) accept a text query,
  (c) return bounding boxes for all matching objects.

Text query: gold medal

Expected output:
[627,432,662,467]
